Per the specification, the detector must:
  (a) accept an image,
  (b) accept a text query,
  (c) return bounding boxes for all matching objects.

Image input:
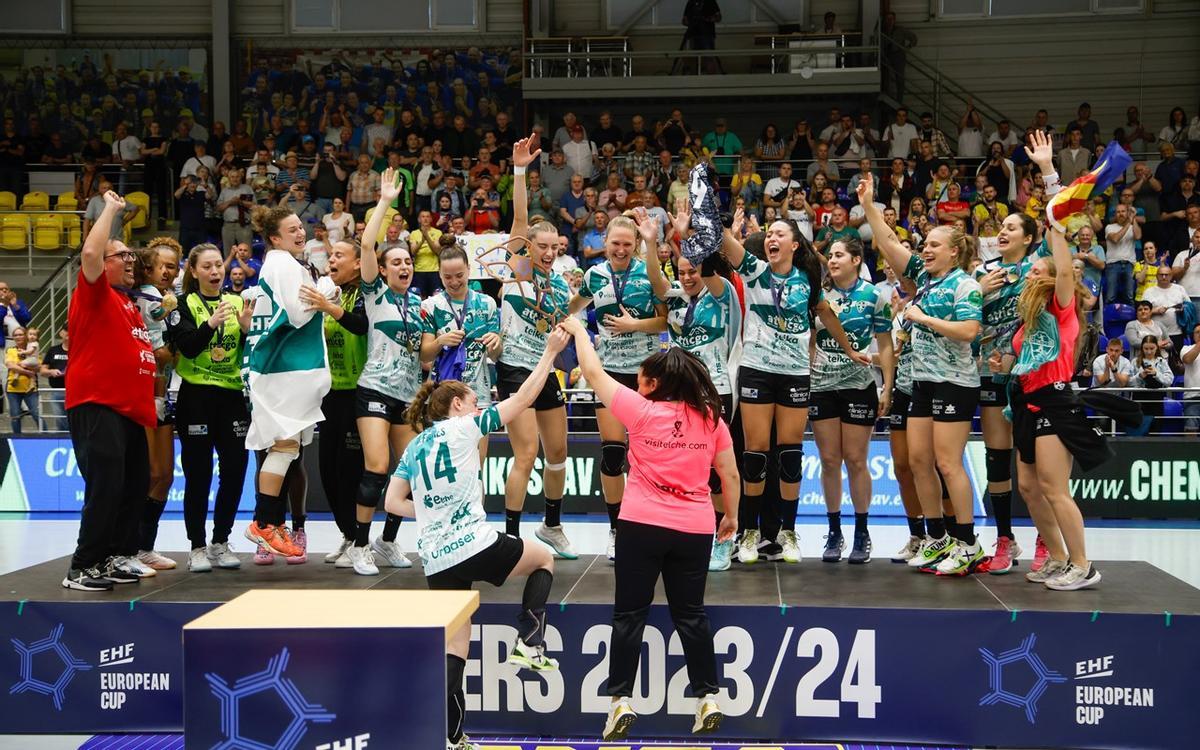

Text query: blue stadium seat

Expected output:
[1103,303,1135,340]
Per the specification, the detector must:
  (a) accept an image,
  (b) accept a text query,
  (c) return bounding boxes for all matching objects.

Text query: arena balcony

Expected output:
[521,33,880,99]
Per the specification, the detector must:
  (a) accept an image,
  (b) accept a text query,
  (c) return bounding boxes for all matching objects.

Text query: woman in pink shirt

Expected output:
[558,315,740,742]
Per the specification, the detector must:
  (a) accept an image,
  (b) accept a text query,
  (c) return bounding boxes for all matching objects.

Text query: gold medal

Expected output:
[1007,268,1020,284]
[777,317,788,332]
[405,340,415,354]
[671,320,683,335]
[895,330,910,344]
[211,346,226,362]
[536,318,549,334]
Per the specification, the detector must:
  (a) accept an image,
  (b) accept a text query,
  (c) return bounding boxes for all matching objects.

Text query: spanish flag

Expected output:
[1046,140,1132,234]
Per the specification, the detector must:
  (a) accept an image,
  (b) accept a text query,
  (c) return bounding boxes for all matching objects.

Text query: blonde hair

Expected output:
[604,215,644,258]
[1016,259,1088,362]
[929,225,974,272]
[527,220,558,242]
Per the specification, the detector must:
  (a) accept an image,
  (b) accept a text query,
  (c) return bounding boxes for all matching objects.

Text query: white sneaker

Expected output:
[188,547,212,573]
[777,530,801,563]
[324,538,351,564]
[346,544,379,576]
[601,697,637,741]
[891,535,923,563]
[906,534,954,569]
[606,529,616,563]
[137,550,177,570]
[206,542,241,569]
[692,695,723,734]
[508,638,559,671]
[737,529,761,564]
[371,537,414,568]
[1044,562,1102,591]
[1025,558,1068,583]
[116,555,156,578]
[334,550,353,568]
[535,523,578,559]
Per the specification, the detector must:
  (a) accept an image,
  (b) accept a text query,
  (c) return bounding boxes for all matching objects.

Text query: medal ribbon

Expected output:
[394,290,412,346]
[683,293,700,330]
[443,289,469,330]
[610,262,632,309]
[770,275,789,331]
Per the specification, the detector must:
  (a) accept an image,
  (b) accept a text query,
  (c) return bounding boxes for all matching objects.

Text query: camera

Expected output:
[474,198,485,208]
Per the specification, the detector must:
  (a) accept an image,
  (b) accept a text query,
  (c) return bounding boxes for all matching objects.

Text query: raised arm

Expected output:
[558,314,622,407]
[510,133,541,239]
[361,168,404,285]
[720,207,750,269]
[494,328,569,425]
[1047,227,1074,309]
[856,177,913,276]
[642,205,674,300]
[81,191,125,283]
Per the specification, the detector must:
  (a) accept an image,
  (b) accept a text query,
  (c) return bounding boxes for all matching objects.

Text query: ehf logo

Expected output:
[978,634,1066,723]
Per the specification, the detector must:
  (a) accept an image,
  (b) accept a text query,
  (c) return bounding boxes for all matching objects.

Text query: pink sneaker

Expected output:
[987,536,1022,575]
[1031,535,1049,572]
[286,528,308,565]
[253,543,274,565]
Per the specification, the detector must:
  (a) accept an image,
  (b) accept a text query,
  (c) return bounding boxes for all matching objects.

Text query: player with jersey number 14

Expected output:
[385,326,572,750]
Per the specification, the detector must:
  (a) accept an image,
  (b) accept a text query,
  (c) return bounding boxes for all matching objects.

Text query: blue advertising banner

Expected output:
[0,437,986,518]
[1,600,1194,748]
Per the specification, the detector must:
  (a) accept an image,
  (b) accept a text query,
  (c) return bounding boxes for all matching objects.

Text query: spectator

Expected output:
[599,172,628,218]
[83,179,141,240]
[656,108,691,154]
[408,212,444,287]
[667,166,691,209]
[957,100,985,166]
[1071,226,1105,289]
[1104,203,1141,304]
[363,107,393,158]
[558,174,588,238]
[552,111,586,152]
[592,142,622,188]
[1090,337,1134,389]
[679,131,711,170]
[1075,259,1100,325]
[806,141,841,183]
[346,153,382,222]
[817,108,842,144]
[0,282,32,339]
[5,327,41,433]
[1072,103,1101,151]
[1159,107,1188,150]
[322,198,355,243]
[731,156,764,218]
[763,161,801,211]
[309,142,349,215]
[782,188,816,241]
[0,117,26,194]
[39,324,69,431]
[849,193,885,246]
[1133,241,1164,301]
[110,123,143,195]
[985,120,1021,156]
[562,125,598,181]
[413,147,441,214]
[526,171,555,223]
[979,141,1015,202]
[432,167,467,218]
[916,112,952,159]
[883,108,919,160]
[814,206,855,255]
[304,223,332,275]
[591,111,623,152]
[972,184,1008,243]
[1058,128,1092,182]
[465,186,501,234]
[914,140,944,199]
[444,114,480,159]
[624,135,655,181]
[580,210,608,268]
[649,150,676,201]
[1182,323,1200,435]
[1132,335,1173,429]
[1142,270,1192,351]
[1171,225,1200,305]
[936,182,970,226]
[623,114,652,153]
[181,141,217,179]
[847,158,879,202]
[1155,142,1185,198]
[703,118,742,175]
[1161,174,1199,251]
[879,157,916,216]
[553,234,579,275]
[225,242,261,289]
[217,168,255,251]
[1125,300,1170,351]
[469,147,502,189]
[541,148,575,202]
[787,119,816,166]
[754,123,786,179]
[681,0,721,59]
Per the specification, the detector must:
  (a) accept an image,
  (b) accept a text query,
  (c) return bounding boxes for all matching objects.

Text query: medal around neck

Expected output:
[478,234,564,330]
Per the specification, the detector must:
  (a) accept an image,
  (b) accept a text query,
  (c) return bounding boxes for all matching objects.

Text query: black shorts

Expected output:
[809,386,879,426]
[355,386,410,424]
[908,380,979,423]
[495,361,565,411]
[719,393,733,422]
[890,389,911,431]
[738,366,810,408]
[1012,410,1059,464]
[426,533,525,590]
[978,376,1010,408]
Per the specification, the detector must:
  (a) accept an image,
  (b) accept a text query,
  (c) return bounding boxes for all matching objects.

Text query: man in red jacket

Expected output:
[62,191,157,591]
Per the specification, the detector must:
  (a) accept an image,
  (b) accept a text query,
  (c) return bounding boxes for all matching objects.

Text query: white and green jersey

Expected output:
[812,278,891,392]
[395,406,503,575]
[421,291,500,404]
[737,252,822,375]
[358,276,423,402]
[498,269,571,371]
[664,279,735,394]
[578,259,661,374]
[902,255,982,388]
[973,243,1052,375]
[892,315,913,396]
[243,249,333,451]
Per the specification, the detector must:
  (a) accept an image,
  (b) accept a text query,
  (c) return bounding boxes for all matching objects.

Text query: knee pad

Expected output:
[985,447,1013,484]
[778,444,805,484]
[357,470,389,509]
[708,468,723,495]
[261,444,300,477]
[742,450,769,484]
[600,441,627,477]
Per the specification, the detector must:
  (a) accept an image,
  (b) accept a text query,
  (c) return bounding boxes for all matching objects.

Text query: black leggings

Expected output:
[176,381,251,549]
[607,519,718,699]
[318,389,363,541]
[68,404,150,569]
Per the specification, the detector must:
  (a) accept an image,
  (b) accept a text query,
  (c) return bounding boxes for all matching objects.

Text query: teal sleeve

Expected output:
[473,405,503,436]
[955,280,984,322]
[903,253,924,282]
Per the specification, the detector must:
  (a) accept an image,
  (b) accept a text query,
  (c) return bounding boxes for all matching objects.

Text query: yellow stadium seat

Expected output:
[19,191,49,211]
[125,191,149,230]
[0,192,15,211]
[56,192,78,211]
[65,217,82,247]
[33,216,63,250]
[0,216,29,250]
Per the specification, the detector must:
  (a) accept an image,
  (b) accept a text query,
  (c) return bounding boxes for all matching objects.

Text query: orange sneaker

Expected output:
[244,522,303,558]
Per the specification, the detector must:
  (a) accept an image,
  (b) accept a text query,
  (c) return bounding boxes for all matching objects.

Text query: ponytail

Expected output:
[638,347,723,428]
[406,379,474,433]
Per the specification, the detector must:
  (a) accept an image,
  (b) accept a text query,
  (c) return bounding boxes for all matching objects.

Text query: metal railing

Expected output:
[0,210,85,275]
[524,44,880,79]
[25,254,81,340]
